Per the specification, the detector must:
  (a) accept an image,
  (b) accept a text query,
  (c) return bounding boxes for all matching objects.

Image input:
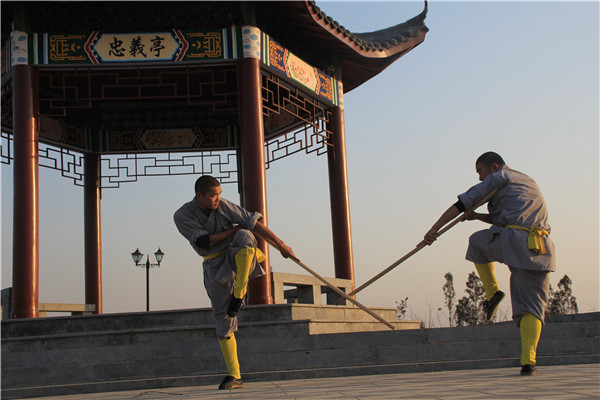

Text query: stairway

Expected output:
[1,306,598,399]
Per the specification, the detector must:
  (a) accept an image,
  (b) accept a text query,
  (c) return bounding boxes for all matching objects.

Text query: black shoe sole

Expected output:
[486,291,506,321]
[227,296,243,318]
[219,376,244,390]
[520,365,537,375]
[219,382,244,390]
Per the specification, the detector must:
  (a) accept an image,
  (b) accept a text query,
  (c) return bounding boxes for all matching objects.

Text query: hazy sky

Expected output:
[2,1,598,325]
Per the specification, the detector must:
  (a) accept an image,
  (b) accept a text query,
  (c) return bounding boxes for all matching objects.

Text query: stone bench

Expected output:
[38,303,96,317]
[1,289,96,319]
[271,272,353,306]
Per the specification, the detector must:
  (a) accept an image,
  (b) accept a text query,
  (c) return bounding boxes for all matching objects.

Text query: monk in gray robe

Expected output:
[424,152,555,376]
[174,175,295,390]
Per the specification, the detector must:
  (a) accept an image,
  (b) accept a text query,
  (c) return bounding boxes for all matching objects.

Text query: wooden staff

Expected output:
[343,179,510,301]
[256,234,396,330]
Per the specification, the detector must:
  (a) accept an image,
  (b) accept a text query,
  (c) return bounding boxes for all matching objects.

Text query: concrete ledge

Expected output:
[2,310,598,399]
[1,304,405,338]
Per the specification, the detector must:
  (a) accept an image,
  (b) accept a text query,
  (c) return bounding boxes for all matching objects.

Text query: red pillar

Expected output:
[327,106,355,289]
[236,57,272,305]
[84,152,103,314]
[11,64,39,319]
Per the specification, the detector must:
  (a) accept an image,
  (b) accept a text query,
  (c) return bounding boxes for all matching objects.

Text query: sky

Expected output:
[1,1,599,326]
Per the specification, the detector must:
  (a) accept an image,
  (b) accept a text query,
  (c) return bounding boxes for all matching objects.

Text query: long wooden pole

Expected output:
[345,179,510,300]
[256,234,395,330]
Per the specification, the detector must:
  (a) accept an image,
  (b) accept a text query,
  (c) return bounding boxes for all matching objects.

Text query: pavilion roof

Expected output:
[266,1,429,92]
[1,1,428,93]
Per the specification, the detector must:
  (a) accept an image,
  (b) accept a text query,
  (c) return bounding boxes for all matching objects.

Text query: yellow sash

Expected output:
[203,248,267,262]
[256,248,267,263]
[505,225,549,255]
[203,250,225,261]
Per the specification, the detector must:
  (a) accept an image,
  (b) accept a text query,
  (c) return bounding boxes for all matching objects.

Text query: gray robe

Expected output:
[174,197,265,337]
[459,165,555,272]
[458,165,555,323]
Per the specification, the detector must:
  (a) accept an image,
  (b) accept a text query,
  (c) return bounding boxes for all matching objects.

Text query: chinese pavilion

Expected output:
[1,1,428,318]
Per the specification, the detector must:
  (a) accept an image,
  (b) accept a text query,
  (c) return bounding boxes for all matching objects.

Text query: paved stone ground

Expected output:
[25,364,600,400]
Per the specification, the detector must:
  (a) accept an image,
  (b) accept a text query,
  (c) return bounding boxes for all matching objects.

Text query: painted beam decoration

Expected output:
[7,28,243,66]
[5,26,340,153]
[7,27,340,107]
[36,118,236,154]
[240,27,340,107]
[39,116,86,150]
[107,126,234,152]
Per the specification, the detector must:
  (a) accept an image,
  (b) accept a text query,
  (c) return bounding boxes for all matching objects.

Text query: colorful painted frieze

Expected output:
[7,28,243,67]
[5,26,340,110]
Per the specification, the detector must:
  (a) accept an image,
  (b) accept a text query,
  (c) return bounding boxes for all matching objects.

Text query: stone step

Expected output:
[2,314,595,361]
[253,304,402,324]
[0,318,423,361]
[1,304,402,338]
[1,310,598,399]
[2,321,596,387]
[3,332,595,388]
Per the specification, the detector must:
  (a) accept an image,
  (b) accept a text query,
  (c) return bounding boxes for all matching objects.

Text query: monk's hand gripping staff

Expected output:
[338,179,510,304]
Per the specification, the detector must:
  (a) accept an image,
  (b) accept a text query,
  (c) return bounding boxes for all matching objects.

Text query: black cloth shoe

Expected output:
[520,364,537,375]
[227,295,243,317]
[483,290,505,321]
[219,375,244,390]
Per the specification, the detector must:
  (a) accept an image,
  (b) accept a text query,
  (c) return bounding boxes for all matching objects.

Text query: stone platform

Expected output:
[1,306,598,399]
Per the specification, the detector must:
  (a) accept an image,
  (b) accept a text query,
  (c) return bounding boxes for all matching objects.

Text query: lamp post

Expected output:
[131,248,164,312]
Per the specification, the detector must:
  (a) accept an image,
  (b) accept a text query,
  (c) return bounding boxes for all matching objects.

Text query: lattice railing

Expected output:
[100,151,238,188]
[264,119,331,169]
[262,71,333,169]
[1,66,337,186]
[1,131,12,165]
[1,135,238,188]
[37,65,239,118]
[39,144,86,186]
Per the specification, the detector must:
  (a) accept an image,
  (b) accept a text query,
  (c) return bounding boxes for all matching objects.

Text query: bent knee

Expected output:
[232,229,257,247]
[468,230,490,247]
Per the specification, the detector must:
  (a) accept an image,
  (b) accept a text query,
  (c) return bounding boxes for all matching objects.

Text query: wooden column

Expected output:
[236,57,272,305]
[327,106,356,289]
[11,64,40,319]
[84,152,102,314]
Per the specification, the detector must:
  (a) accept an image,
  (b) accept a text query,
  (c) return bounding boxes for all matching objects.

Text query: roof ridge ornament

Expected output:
[308,0,428,52]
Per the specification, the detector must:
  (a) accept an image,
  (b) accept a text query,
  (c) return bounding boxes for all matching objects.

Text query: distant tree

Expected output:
[395,297,409,320]
[442,272,456,327]
[454,271,488,326]
[547,275,578,316]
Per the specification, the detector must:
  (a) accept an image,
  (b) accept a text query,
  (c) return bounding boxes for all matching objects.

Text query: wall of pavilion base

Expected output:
[1,309,597,398]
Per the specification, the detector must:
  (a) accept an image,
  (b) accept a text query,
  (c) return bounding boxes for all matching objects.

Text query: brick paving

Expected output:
[27,364,599,400]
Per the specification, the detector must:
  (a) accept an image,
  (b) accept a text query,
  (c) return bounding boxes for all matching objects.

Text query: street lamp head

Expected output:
[131,248,143,264]
[154,248,165,264]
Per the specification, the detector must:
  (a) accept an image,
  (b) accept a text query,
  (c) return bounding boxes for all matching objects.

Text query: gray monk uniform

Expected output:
[458,165,555,324]
[174,197,265,338]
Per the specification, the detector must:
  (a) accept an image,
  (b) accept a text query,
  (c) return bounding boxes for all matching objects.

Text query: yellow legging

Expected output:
[219,333,241,379]
[233,248,255,299]
[520,313,542,366]
[475,262,500,301]
[233,247,267,299]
